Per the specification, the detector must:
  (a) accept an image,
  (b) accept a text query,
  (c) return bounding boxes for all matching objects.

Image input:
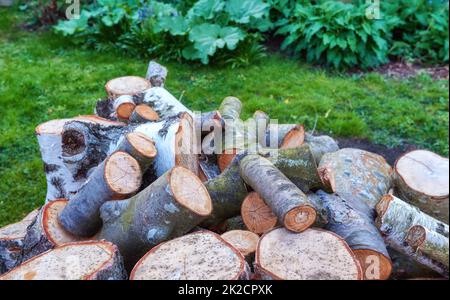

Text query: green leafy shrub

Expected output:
[275,1,390,69]
[385,0,449,64]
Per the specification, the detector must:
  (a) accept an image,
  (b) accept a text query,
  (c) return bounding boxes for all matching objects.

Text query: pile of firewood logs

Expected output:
[0,61,448,280]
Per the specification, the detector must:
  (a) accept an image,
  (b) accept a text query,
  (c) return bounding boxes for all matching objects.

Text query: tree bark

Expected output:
[0,241,127,280]
[304,133,339,163]
[376,194,449,277]
[19,200,94,264]
[145,60,168,87]
[394,149,449,223]
[99,166,212,269]
[202,145,325,227]
[307,190,392,280]
[254,228,363,280]
[0,210,39,274]
[142,87,191,119]
[59,151,143,237]
[240,155,317,233]
[318,148,393,210]
[130,231,250,280]
[105,76,150,99]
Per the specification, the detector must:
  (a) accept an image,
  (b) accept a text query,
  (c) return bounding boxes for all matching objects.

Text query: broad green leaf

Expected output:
[154,16,188,36]
[188,0,225,20]
[225,0,269,24]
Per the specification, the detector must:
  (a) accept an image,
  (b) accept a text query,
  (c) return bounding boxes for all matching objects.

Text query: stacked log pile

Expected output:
[0,61,448,280]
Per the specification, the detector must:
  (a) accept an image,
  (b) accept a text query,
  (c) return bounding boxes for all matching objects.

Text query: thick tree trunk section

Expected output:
[255,228,363,280]
[240,155,317,233]
[394,150,449,223]
[59,151,142,237]
[99,166,212,269]
[0,241,127,280]
[307,190,392,280]
[0,210,39,274]
[202,145,325,227]
[130,231,250,280]
[129,104,160,123]
[145,61,168,87]
[318,148,393,210]
[304,133,339,163]
[376,194,449,277]
[105,76,151,99]
[19,200,93,264]
[142,87,191,119]
[241,192,278,235]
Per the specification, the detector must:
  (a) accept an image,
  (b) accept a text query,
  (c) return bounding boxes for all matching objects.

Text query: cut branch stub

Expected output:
[0,210,39,274]
[255,228,363,280]
[0,241,126,280]
[105,76,151,99]
[129,104,160,123]
[130,231,250,280]
[99,166,212,269]
[307,190,392,280]
[241,192,278,235]
[376,194,449,277]
[59,151,142,237]
[240,155,317,233]
[318,148,393,210]
[394,149,449,223]
[20,199,94,263]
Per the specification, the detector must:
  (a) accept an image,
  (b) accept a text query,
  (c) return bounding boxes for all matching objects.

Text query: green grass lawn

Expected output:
[0,9,448,227]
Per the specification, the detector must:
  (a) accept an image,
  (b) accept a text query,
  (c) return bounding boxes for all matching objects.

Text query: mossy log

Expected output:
[240,155,317,232]
[376,194,449,277]
[318,148,393,210]
[0,210,39,274]
[130,231,250,280]
[254,228,363,280]
[99,166,212,269]
[308,190,392,280]
[59,151,143,237]
[0,241,127,280]
[394,149,449,223]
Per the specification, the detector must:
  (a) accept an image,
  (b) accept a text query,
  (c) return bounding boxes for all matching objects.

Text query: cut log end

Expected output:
[405,225,427,249]
[395,150,449,199]
[133,104,159,121]
[375,194,393,225]
[0,241,126,280]
[255,228,362,280]
[280,124,305,149]
[284,205,317,233]
[175,113,199,176]
[130,231,248,280]
[105,76,151,98]
[241,192,277,235]
[126,132,157,159]
[169,166,212,217]
[221,230,259,257]
[116,102,136,120]
[105,151,142,196]
[353,249,393,280]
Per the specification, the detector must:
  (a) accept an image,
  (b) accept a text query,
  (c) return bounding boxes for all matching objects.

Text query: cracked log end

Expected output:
[284,205,317,233]
[353,249,393,280]
[280,124,305,149]
[169,166,212,217]
[241,192,277,235]
[105,76,151,99]
[0,241,126,280]
[105,151,142,196]
[395,149,449,222]
[221,230,259,258]
[130,231,249,280]
[255,228,363,280]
